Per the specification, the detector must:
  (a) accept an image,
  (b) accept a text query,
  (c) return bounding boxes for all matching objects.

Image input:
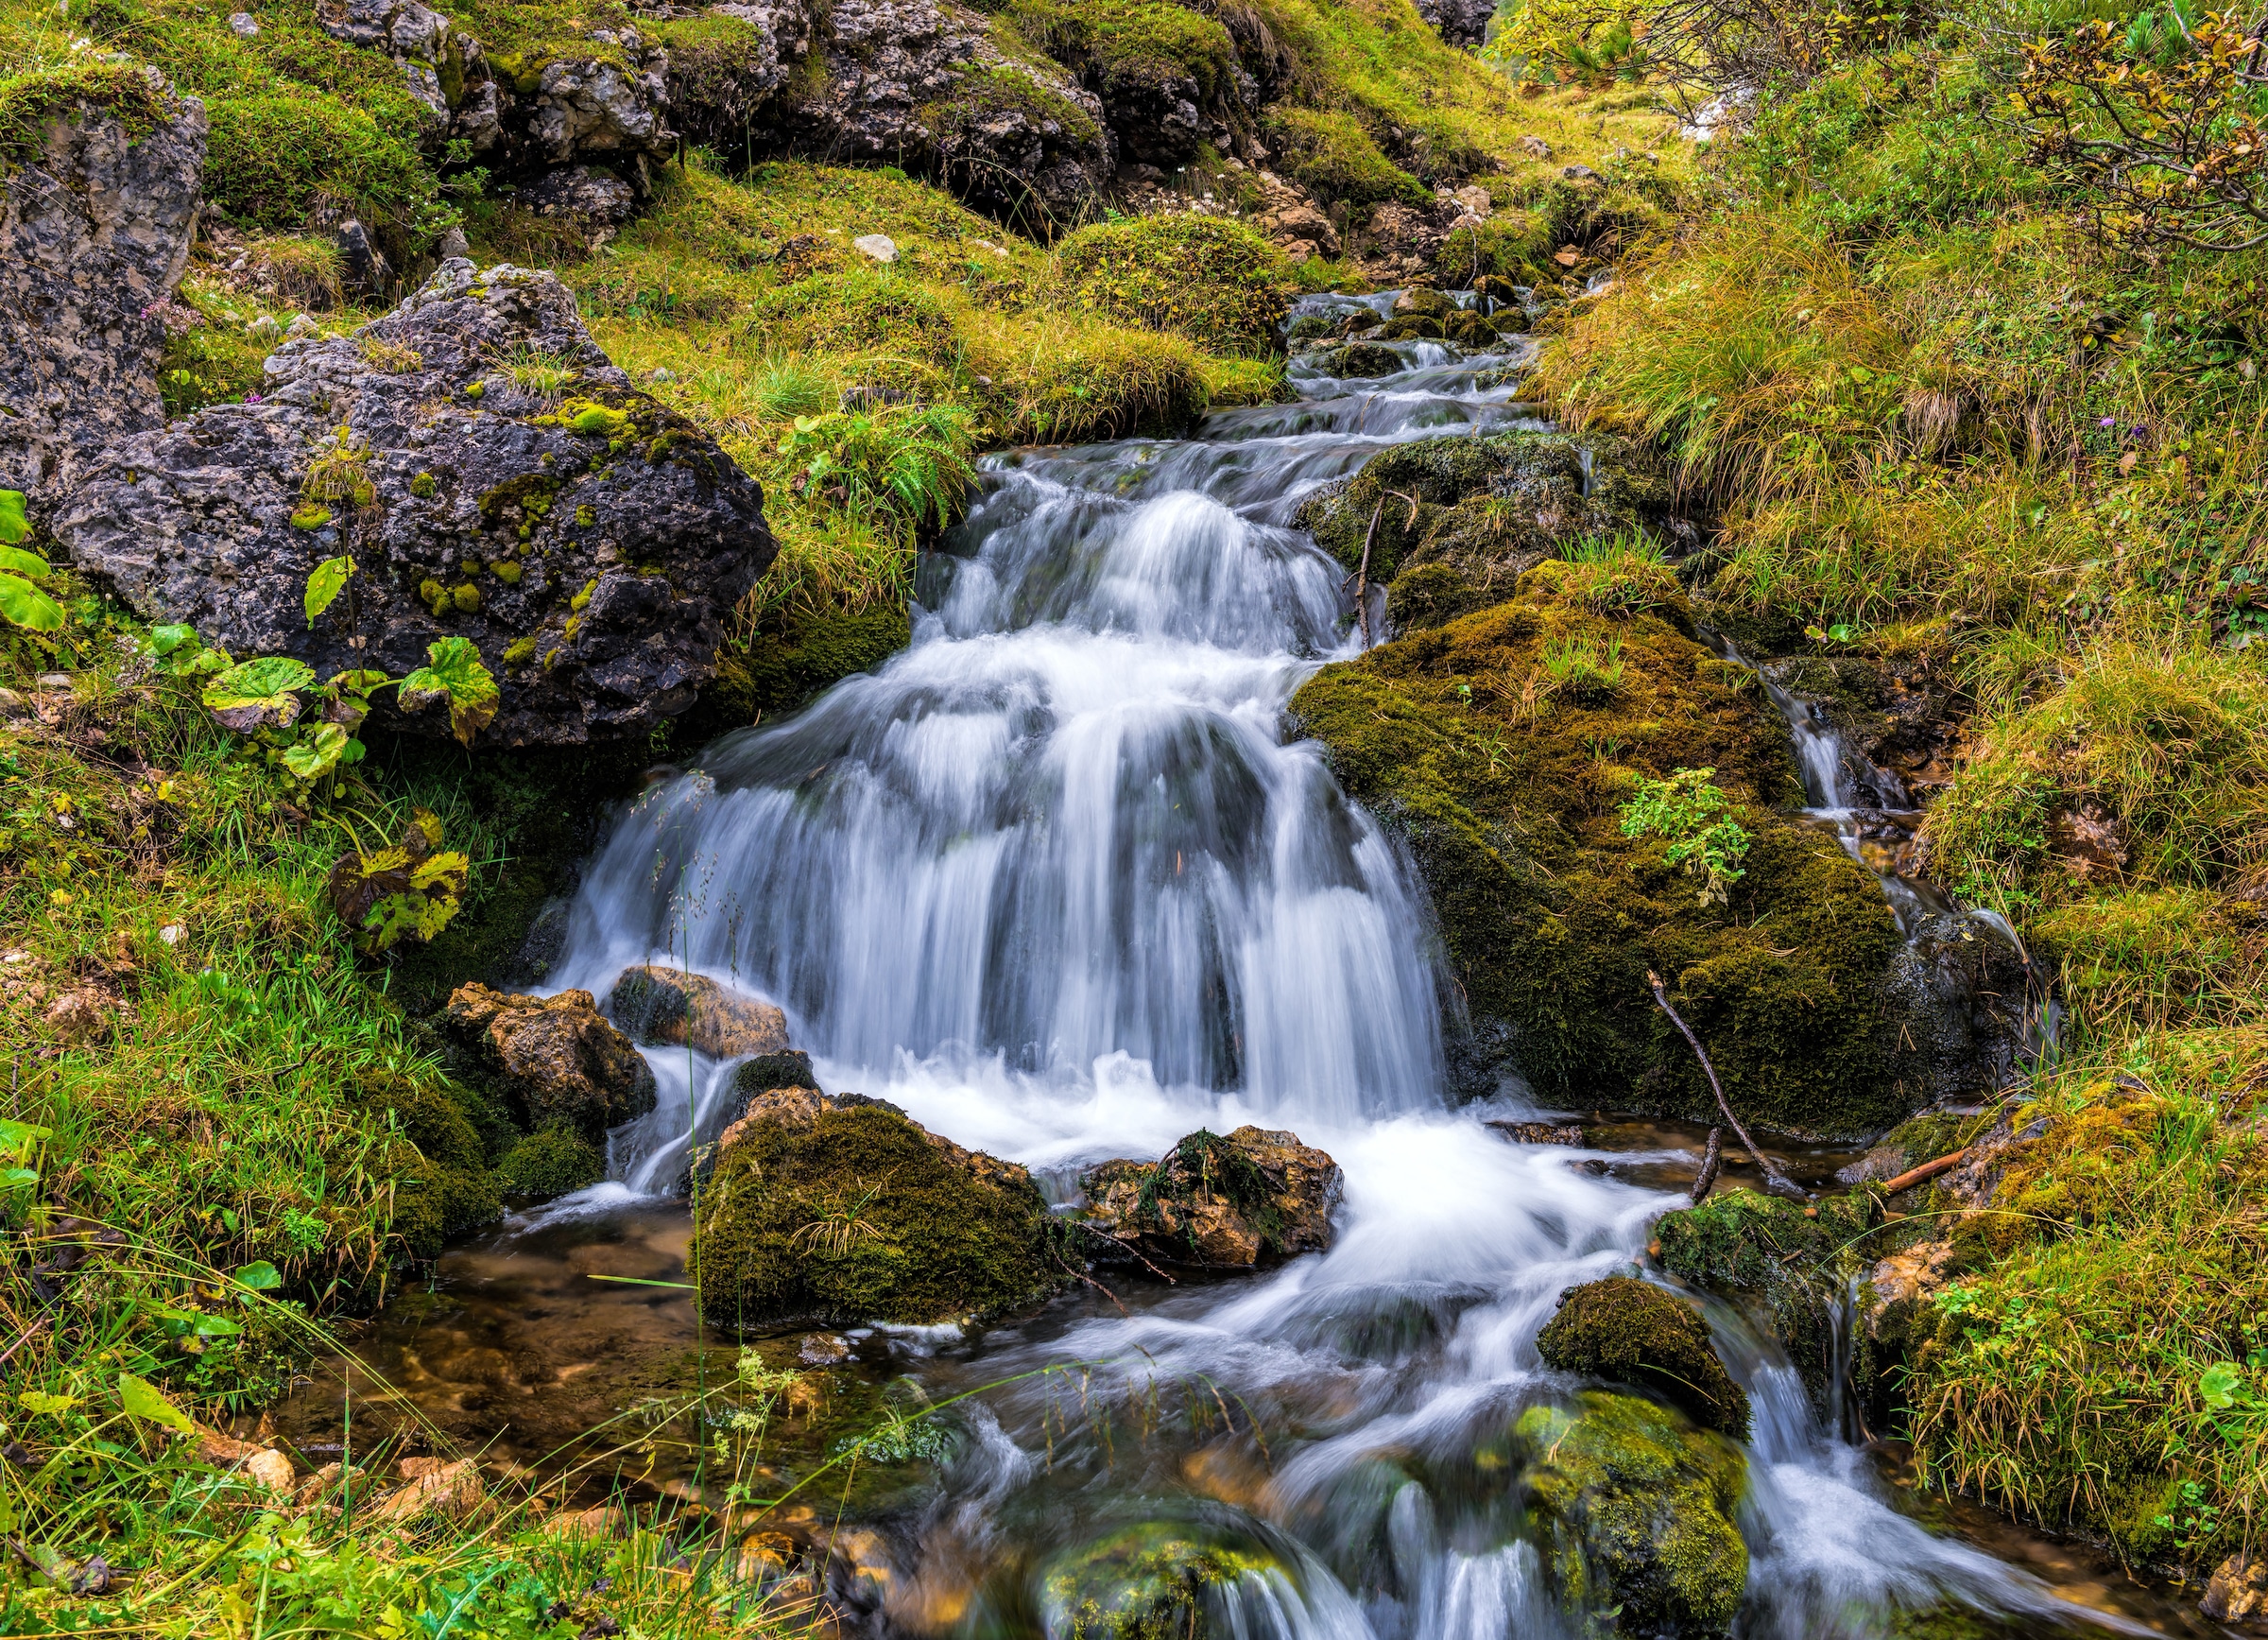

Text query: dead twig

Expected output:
[1690,1126,1724,1205]
[1647,969,1808,1201]
[1876,1148,1971,1197]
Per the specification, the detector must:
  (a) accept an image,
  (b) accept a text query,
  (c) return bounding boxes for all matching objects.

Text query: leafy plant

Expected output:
[0,488,64,632]
[777,404,977,544]
[1539,630,1627,704]
[325,807,472,951]
[1619,766,1753,904]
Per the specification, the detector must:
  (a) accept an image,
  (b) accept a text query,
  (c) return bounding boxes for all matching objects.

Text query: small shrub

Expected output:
[1619,766,1752,904]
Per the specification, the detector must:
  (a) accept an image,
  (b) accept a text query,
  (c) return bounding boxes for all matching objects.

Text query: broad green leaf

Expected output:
[0,573,64,632]
[232,1260,284,1291]
[281,722,352,781]
[2202,1361,2244,1409]
[150,623,198,656]
[0,490,28,544]
[303,555,354,626]
[16,1390,77,1417]
[203,655,318,732]
[329,667,391,698]
[0,545,48,579]
[193,1313,243,1338]
[116,1371,194,1435]
[399,636,500,747]
[408,849,470,894]
[0,1167,39,1191]
[0,1117,52,1150]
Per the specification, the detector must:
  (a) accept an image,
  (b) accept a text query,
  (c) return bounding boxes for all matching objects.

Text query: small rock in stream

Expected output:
[607,965,789,1059]
[1488,1119,1584,1146]
[1075,1126,1342,1269]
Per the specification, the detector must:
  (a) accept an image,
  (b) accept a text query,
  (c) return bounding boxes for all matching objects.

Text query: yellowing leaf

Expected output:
[304,555,354,627]
[117,1371,194,1435]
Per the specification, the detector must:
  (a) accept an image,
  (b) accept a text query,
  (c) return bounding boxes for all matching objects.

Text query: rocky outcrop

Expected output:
[58,259,776,745]
[1076,1126,1342,1269]
[695,1086,1061,1329]
[441,982,658,1142]
[777,0,1112,224]
[1248,168,1341,262]
[1536,1276,1751,1440]
[1413,0,1498,47]
[1516,1391,1749,1637]
[606,964,789,1059]
[0,79,206,510]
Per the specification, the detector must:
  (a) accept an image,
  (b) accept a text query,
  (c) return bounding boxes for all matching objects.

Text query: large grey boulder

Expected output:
[58,259,775,745]
[0,80,206,511]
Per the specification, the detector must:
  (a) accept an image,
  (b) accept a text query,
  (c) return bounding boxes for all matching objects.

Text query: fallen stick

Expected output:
[1875,1148,1971,1197]
[1690,1126,1723,1205]
[1354,497,1383,647]
[1647,970,1808,1201]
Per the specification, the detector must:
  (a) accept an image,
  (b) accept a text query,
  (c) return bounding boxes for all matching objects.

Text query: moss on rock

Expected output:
[493,1123,607,1199]
[694,1090,1063,1331]
[358,1070,504,1260]
[1654,1187,1880,1414]
[1037,1517,1288,1640]
[1055,216,1292,356]
[1291,568,1921,1135]
[688,604,913,740]
[200,93,432,237]
[1515,1390,1748,1637]
[1537,1276,1751,1440]
[1263,106,1429,209]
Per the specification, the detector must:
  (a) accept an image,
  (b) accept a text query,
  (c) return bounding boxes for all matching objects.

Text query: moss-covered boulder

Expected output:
[358,1071,503,1259]
[1075,1127,1343,1269]
[694,1088,1062,1331]
[1314,341,1402,378]
[1516,1391,1748,1637]
[493,1123,607,1200]
[1055,216,1293,356]
[1653,1188,1880,1415]
[1537,1277,1751,1440]
[1036,1517,1294,1640]
[1291,574,1930,1136]
[685,604,913,741]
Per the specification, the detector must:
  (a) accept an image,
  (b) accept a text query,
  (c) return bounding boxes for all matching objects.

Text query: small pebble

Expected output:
[228,10,258,35]
[159,925,186,945]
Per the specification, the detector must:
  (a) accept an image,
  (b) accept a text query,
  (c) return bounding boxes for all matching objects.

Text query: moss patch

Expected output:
[0,60,171,172]
[1515,1390,1748,1637]
[1263,107,1428,209]
[1537,1276,1751,1439]
[493,1122,607,1199]
[1054,216,1293,357]
[201,94,433,238]
[693,1097,1063,1330]
[356,1070,505,1261]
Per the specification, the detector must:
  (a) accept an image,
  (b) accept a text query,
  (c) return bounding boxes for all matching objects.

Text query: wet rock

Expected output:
[1653,1188,1879,1418]
[1314,341,1401,378]
[607,965,789,1058]
[695,1087,1060,1329]
[371,1456,485,1523]
[1488,1119,1584,1146]
[1880,908,2036,1108]
[493,1123,607,1199]
[58,260,776,745]
[1076,1126,1342,1269]
[797,1332,850,1366]
[442,983,658,1143]
[1536,1276,1751,1440]
[1516,1391,1748,1637]
[718,1049,821,1124]
[1249,169,1341,261]
[0,80,205,509]
[1037,1517,1298,1640]
[2203,1552,2268,1622]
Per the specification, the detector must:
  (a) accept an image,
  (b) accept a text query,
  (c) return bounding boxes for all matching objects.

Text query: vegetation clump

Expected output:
[1054,216,1293,355]
[1537,1276,1752,1439]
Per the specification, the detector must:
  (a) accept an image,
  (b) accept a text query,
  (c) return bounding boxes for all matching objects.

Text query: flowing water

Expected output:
[292,298,2199,1635]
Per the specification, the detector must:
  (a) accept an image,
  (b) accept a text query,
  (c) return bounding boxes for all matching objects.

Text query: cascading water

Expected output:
[527,295,2136,1636]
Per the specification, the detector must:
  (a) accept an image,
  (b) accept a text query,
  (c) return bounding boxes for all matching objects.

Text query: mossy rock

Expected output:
[1036,1516,1291,1640]
[1386,562,1492,631]
[201,93,432,243]
[1537,1276,1751,1440]
[1291,582,1924,1136]
[682,604,913,741]
[358,1070,504,1260]
[1315,341,1400,377]
[1516,1390,1748,1637]
[693,1091,1063,1331]
[1263,106,1428,209]
[1653,1188,1880,1414]
[494,1123,607,1200]
[1055,216,1292,356]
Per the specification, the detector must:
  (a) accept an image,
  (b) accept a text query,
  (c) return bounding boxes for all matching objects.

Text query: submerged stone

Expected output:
[1516,1390,1748,1637]
[1075,1126,1342,1269]
[1537,1276,1751,1440]
[694,1087,1060,1330]
[1037,1518,1291,1640]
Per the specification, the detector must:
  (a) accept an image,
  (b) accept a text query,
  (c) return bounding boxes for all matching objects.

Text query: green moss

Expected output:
[757,268,960,359]
[1515,1391,1748,1637]
[1054,216,1292,357]
[1387,562,1495,630]
[0,61,171,173]
[1263,107,1429,209]
[695,1097,1063,1330]
[1537,1276,1751,1439]
[288,504,333,531]
[200,94,433,240]
[357,1070,504,1261]
[1654,1188,1880,1412]
[655,11,784,145]
[1038,1519,1281,1640]
[502,636,538,665]
[684,604,913,741]
[493,1123,606,1200]
[923,62,1103,157]
[410,472,439,499]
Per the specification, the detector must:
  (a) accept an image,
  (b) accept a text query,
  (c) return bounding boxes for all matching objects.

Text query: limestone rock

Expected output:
[442,982,657,1142]
[371,1456,485,1523]
[696,1086,1059,1329]
[0,83,205,509]
[1516,1391,1748,1637]
[664,2,812,148]
[1076,1125,1342,1269]
[1250,169,1341,261]
[1536,1276,1751,1440]
[607,965,789,1059]
[2203,1552,2268,1623]
[1413,0,1498,46]
[512,164,639,245]
[58,260,775,745]
[775,0,1111,223]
